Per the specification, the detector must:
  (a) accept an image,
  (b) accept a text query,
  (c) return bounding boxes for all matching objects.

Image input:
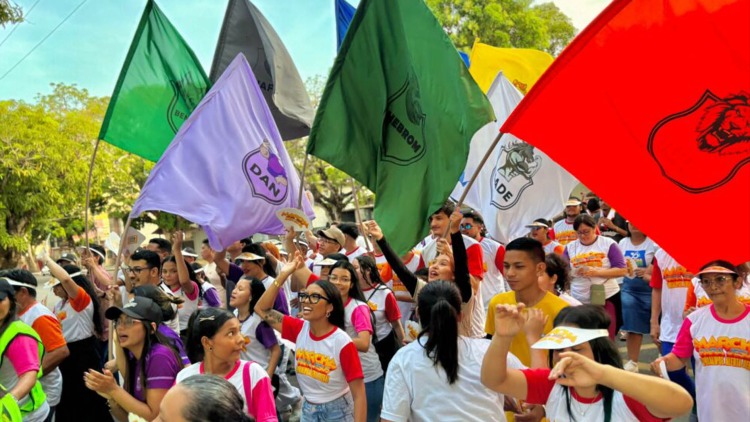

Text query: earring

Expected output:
[325,312,331,318]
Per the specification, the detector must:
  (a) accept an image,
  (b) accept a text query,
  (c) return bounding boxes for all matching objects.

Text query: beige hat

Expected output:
[564,199,581,207]
[526,221,549,229]
[314,258,338,266]
[696,265,738,276]
[317,227,345,247]
[235,252,264,261]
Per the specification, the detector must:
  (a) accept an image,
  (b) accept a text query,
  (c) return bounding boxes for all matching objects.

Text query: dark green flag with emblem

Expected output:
[307,0,494,254]
[99,0,210,162]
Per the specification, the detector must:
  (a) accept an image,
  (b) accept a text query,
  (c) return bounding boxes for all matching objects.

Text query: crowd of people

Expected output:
[0,195,747,421]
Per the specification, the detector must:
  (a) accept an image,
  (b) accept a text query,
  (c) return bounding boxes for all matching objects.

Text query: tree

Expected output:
[0,0,22,27]
[0,84,142,267]
[425,0,576,55]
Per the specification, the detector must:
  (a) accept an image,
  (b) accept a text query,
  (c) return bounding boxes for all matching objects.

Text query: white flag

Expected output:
[451,72,578,244]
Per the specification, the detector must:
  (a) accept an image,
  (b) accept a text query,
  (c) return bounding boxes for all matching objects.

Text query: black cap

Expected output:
[105,296,162,325]
[0,279,15,301]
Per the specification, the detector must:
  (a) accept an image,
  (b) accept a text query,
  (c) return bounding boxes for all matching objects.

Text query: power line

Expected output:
[0,0,43,49]
[0,0,88,82]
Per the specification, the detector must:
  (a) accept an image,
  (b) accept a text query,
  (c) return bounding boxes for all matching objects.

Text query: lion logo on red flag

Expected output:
[648,90,750,193]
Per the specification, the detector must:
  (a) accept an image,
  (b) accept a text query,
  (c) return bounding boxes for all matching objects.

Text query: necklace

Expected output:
[572,391,601,418]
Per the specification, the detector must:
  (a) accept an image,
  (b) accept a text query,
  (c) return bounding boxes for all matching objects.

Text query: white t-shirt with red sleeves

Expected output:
[281,316,363,404]
[54,286,96,342]
[381,336,524,422]
[553,219,577,246]
[362,284,401,341]
[419,234,485,280]
[523,368,665,421]
[170,281,200,332]
[478,237,507,310]
[176,360,276,422]
[344,298,384,382]
[671,304,750,422]
[649,250,692,343]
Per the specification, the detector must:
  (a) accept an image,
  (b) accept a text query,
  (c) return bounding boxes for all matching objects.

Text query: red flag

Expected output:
[501,0,750,272]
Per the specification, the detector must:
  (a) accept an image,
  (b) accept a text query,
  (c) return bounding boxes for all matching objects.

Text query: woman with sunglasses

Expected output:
[84,297,183,421]
[528,218,565,256]
[255,252,366,422]
[564,214,627,338]
[43,256,110,422]
[178,307,277,421]
[653,260,750,422]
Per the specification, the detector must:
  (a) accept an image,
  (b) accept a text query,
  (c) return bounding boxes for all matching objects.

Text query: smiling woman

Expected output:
[177,308,277,421]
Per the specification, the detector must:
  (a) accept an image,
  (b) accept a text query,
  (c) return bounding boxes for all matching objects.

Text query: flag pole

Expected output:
[443,131,505,240]
[297,153,309,209]
[109,216,133,361]
[84,139,102,252]
[350,178,372,253]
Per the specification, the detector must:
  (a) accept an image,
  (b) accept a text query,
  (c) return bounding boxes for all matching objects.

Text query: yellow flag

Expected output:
[469,42,554,94]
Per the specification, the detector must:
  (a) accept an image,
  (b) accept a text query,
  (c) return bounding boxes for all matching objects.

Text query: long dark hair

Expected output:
[331,260,366,302]
[235,278,265,317]
[356,255,387,288]
[551,305,621,422]
[417,281,461,384]
[241,243,277,277]
[545,253,571,293]
[311,280,345,330]
[63,264,104,338]
[132,285,184,322]
[164,255,205,301]
[124,321,184,396]
[185,308,236,363]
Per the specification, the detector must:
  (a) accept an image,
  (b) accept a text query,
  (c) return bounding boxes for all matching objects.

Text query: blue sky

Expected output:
[0,0,608,102]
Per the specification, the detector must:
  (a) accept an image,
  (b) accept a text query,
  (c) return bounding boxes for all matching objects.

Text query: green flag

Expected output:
[307,0,494,254]
[99,0,209,162]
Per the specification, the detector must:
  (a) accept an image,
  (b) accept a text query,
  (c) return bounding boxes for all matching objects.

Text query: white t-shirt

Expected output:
[651,250,691,343]
[18,303,63,406]
[235,311,277,369]
[553,219,576,246]
[672,304,750,422]
[344,298,384,382]
[362,284,400,341]
[565,236,623,303]
[618,237,659,274]
[381,253,421,327]
[202,262,227,307]
[479,237,508,311]
[169,281,200,332]
[159,282,181,333]
[345,246,366,263]
[54,286,96,342]
[281,317,363,404]
[381,336,523,422]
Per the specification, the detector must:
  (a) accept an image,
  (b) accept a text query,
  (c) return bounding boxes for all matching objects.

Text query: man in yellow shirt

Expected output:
[485,237,569,367]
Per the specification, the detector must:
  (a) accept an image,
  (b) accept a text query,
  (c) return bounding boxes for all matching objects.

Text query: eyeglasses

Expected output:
[460,224,473,230]
[298,292,330,304]
[125,266,151,274]
[114,315,141,328]
[318,238,338,246]
[699,276,733,288]
[328,275,351,284]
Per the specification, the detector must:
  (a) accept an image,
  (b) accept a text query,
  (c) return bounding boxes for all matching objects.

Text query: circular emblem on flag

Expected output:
[242,140,289,205]
[489,139,542,210]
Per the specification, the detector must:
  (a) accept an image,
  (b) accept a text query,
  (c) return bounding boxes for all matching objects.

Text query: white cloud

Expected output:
[550,0,611,30]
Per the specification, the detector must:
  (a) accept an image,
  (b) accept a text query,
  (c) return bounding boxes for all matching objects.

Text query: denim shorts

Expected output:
[301,392,354,422]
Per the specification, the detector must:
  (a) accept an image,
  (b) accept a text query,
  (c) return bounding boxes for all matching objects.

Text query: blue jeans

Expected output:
[365,376,384,422]
[661,341,696,400]
[301,392,354,422]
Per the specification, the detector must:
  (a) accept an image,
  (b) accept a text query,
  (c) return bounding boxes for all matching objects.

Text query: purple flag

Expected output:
[130,54,315,250]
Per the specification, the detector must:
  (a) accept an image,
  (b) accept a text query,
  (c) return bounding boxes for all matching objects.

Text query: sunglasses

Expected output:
[460,224,473,230]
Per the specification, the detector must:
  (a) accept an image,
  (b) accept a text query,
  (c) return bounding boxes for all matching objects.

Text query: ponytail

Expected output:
[417,280,462,384]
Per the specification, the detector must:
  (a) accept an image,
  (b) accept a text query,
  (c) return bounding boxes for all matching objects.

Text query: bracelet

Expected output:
[273,279,282,288]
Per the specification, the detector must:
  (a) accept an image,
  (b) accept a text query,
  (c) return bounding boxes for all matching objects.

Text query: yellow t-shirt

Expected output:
[484,291,569,366]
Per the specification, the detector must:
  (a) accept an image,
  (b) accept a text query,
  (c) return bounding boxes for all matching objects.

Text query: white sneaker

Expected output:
[624,360,639,373]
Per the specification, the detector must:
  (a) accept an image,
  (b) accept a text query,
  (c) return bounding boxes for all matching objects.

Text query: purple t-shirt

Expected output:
[255,320,278,350]
[132,343,181,402]
[157,324,189,365]
[202,286,222,308]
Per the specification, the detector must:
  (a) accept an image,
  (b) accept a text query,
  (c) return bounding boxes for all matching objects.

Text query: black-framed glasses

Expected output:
[461,224,473,230]
[125,266,151,274]
[298,292,330,304]
[699,276,732,288]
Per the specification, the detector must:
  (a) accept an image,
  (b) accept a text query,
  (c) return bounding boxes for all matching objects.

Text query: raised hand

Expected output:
[523,308,549,341]
[172,231,184,251]
[280,251,305,275]
[365,220,384,241]
[449,209,463,234]
[436,238,452,256]
[493,304,527,338]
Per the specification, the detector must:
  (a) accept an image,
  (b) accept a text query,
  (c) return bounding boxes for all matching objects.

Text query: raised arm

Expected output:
[255,254,303,332]
[366,220,419,296]
[481,304,529,400]
[172,232,195,295]
[448,209,472,303]
[44,254,80,299]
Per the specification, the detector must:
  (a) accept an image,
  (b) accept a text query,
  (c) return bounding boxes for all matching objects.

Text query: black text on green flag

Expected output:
[99,0,210,162]
[307,0,495,254]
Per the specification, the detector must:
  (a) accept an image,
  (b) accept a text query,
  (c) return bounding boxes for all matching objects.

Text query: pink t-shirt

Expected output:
[5,335,40,375]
